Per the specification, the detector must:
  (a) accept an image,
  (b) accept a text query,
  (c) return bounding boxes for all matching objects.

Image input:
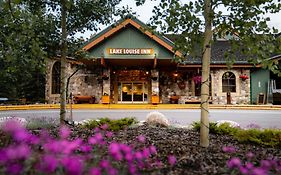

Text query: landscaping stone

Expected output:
[145,111,170,127]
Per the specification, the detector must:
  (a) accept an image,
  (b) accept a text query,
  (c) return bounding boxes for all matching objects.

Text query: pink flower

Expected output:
[137,135,146,143]
[99,159,111,169]
[6,163,23,175]
[100,124,109,130]
[149,145,157,154]
[134,151,143,160]
[168,155,177,166]
[59,126,71,139]
[61,156,83,175]
[38,155,58,173]
[105,131,113,138]
[222,146,236,153]
[142,148,150,158]
[89,167,101,175]
[227,157,241,169]
[246,152,255,159]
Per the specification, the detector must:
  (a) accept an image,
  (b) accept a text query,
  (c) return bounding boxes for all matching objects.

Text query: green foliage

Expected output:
[137,0,281,73]
[192,121,239,135]
[192,121,281,147]
[81,118,138,131]
[235,129,281,147]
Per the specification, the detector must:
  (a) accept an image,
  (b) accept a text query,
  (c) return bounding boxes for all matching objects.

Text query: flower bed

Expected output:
[0,120,280,175]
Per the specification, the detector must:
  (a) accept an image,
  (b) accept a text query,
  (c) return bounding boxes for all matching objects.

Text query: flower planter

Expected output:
[151,95,159,105]
[102,95,110,104]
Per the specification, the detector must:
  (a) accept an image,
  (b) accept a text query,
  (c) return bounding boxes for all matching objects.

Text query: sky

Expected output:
[82,0,281,39]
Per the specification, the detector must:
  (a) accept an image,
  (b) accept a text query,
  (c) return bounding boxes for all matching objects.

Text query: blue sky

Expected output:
[81,0,281,39]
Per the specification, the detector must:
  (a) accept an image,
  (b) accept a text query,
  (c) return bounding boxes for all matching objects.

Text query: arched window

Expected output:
[222,72,236,92]
[52,61,61,94]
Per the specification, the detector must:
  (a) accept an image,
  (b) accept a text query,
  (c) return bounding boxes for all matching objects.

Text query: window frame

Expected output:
[222,72,236,93]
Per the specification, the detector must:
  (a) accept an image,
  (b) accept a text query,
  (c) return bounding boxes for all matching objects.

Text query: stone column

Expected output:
[151,69,159,102]
[102,69,111,96]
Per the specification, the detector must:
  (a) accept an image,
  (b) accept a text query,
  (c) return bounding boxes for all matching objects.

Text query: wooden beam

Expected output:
[101,57,106,67]
[153,56,157,69]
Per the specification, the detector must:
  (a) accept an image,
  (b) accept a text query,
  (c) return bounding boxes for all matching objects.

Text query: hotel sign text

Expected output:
[107,48,154,55]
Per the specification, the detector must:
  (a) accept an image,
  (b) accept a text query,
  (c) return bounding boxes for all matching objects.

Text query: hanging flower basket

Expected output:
[192,75,202,84]
[239,75,249,81]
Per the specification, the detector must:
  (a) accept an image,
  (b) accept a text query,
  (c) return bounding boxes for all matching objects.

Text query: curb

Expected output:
[0,104,281,111]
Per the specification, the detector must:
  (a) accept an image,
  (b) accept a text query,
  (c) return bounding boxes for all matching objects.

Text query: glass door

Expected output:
[121,83,132,102]
[118,82,148,103]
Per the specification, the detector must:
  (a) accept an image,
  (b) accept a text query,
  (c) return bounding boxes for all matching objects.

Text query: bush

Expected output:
[192,121,281,147]
[235,129,281,147]
[81,117,138,131]
[192,121,238,135]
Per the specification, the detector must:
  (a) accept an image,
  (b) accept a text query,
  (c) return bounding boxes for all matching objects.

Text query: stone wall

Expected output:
[211,69,250,104]
[45,59,103,104]
[159,69,251,104]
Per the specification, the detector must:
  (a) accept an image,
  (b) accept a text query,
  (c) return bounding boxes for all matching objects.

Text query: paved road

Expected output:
[0,109,280,128]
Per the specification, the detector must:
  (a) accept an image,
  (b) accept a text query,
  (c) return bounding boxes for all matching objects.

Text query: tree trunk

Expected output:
[60,0,67,124]
[200,0,212,147]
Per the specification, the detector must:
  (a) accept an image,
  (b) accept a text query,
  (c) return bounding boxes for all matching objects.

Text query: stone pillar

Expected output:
[151,69,159,96]
[102,69,111,96]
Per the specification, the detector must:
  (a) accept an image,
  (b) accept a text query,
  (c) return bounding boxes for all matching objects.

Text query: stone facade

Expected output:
[159,69,251,105]
[45,59,103,104]
[46,59,251,104]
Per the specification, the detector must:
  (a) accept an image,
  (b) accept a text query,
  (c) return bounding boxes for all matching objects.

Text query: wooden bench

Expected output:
[73,95,95,104]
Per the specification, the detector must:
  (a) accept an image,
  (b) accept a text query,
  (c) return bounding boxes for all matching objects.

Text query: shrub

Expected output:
[81,117,138,131]
[235,129,281,147]
[192,121,281,147]
[192,121,238,135]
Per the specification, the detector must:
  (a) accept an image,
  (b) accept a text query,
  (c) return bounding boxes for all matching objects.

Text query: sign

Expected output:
[107,48,154,55]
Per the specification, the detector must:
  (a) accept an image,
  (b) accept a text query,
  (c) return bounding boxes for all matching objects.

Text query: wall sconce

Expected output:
[173,72,178,77]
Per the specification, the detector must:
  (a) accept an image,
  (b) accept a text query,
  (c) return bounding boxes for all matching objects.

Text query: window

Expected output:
[52,61,61,94]
[222,72,236,92]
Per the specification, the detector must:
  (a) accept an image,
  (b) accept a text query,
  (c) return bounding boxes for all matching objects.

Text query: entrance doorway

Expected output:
[118,82,148,103]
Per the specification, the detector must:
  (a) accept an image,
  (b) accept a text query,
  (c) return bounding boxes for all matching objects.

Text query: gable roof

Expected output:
[82,15,182,58]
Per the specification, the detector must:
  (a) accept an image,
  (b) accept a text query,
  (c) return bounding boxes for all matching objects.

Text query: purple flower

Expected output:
[168,155,177,166]
[149,145,157,154]
[251,167,267,175]
[222,146,236,153]
[227,157,241,169]
[129,164,137,174]
[80,145,92,153]
[59,125,71,139]
[245,162,254,169]
[260,160,271,170]
[125,153,133,162]
[6,163,23,175]
[38,155,58,173]
[135,151,143,160]
[89,167,101,175]
[107,167,118,175]
[16,144,31,160]
[99,159,111,169]
[61,156,83,175]
[109,142,123,161]
[100,124,109,130]
[137,135,146,143]
[246,152,255,159]
[142,148,150,158]
[105,131,113,138]
[239,166,249,174]
[246,123,261,129]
